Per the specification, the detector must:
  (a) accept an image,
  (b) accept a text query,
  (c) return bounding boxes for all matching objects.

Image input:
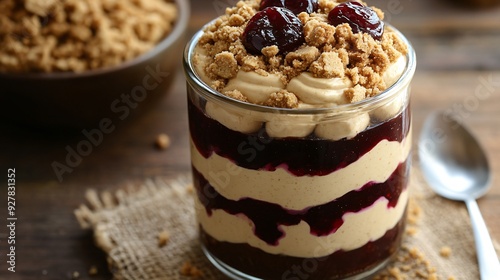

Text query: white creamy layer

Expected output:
[196,189,408,258]
[225,71,285,104]
[217,55,405,108]
[205,102,262,134]
[286,73,350,105]
[314,112,370,141]
[191,128,411,210]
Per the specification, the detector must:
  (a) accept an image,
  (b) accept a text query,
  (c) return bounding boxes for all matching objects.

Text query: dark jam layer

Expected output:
[193,161,409,245]
[201,218,405,280]
[188,96,411,176]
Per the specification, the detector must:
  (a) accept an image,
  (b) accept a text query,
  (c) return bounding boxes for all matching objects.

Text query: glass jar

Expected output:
[184,25,416,280]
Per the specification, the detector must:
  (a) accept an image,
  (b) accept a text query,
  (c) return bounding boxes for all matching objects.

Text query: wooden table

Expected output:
[1,0,499,279]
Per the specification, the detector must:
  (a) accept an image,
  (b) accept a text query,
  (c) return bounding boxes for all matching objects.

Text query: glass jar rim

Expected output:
[183,22,416,116]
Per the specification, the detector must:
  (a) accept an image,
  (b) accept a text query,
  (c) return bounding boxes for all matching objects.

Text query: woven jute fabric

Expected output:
[75,169,500,280]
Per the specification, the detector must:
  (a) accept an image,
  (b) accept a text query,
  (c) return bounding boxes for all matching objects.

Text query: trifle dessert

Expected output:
[183,0,416,279]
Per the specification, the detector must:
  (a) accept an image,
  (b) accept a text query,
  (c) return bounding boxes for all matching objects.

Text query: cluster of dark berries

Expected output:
[242,1,384,55]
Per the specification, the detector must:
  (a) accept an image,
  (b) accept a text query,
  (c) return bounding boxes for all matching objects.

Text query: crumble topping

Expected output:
[309,51,345,78]
[180,261,204,278]
[285,46,321,73]
[263,89,299,108]
[209,51,238,79]
[344,85,367,103]
[196,0,408,108]
[224,89,248,102]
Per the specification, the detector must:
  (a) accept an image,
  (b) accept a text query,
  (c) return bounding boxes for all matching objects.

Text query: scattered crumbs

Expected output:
[180,261,203,278]
[407,198,422,225]
[374,245,439,279]
[439,246,452,258]
[357,194,449,280]
[406,226,418,236]
[186,184,195,194]
[405,198,421,237]
[400,264,412,272]
[88,265,98,276]
[409,247,422,258]
[158,230,170,248]
[155,133,171,150]
[388,267,403,280]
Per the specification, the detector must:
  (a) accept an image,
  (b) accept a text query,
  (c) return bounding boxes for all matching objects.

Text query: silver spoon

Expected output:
[418,112,500,280]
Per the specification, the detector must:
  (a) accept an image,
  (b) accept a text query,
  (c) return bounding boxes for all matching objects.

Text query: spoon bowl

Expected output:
[418,111,500,280]
[419,112,491,200]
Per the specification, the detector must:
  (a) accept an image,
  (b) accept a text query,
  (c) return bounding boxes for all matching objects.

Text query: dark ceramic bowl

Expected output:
[0,0,189,130]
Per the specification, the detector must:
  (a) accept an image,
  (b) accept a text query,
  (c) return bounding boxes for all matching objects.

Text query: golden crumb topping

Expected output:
[196,0,408,108]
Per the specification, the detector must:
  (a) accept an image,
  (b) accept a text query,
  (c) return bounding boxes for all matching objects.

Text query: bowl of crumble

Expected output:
[0,0,189,129]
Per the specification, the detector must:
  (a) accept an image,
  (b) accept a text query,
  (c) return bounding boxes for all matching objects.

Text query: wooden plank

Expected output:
[370,0,500,33]
[408,32,500,71]
[190,0,500,33]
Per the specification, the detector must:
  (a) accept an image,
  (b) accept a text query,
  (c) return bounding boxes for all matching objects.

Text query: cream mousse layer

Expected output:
[196,189,408,258]
[193,46,408,138]
[190,128,411,210]
[194,46,405,108]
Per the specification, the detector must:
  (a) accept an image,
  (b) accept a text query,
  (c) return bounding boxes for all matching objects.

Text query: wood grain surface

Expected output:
[0,0,499,279]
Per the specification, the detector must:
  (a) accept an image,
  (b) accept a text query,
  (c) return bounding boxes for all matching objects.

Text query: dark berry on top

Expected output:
[260,0,319,15]
[328,1,384,40]
[242,7,305,55]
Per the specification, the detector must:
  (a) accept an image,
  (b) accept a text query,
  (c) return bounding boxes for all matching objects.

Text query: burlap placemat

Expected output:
[74,168,500,280]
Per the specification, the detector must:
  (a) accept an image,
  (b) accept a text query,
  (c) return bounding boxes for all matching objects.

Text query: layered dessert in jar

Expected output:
[183,0,416,279]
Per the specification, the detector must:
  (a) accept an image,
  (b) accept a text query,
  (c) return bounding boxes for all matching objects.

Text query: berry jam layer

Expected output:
[193,161,409,250]
[201,217,406,280]
[188,97,411,177]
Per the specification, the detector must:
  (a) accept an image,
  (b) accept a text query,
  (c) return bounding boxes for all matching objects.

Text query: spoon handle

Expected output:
[465,199,500,280]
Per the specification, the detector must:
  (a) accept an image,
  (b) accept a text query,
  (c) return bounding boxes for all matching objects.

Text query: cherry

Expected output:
[328,1,384,40]
[260,0,319,15]
[242,7,305,55]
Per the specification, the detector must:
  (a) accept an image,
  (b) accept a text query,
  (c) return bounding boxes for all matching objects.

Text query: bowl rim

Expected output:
[0,0,190,80]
